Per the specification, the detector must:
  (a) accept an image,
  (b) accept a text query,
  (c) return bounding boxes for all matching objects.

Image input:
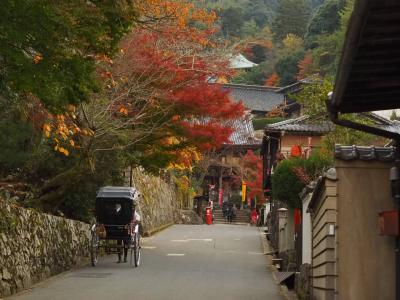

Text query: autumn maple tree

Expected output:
[29,1,242,163]
[75,4,244,171]
[1,0,246,219]
[297,51,314,80]
[241,150,264,202]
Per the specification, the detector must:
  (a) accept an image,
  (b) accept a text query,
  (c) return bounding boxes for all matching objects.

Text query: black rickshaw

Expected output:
[90,186,141,267]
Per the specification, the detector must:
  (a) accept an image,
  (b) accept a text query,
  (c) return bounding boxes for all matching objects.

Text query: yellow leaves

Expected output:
[282,34,304,52]
[58,147,69,156]
[81,128,94,136]
[136,0,216,29]
[42,106,92,156]
[54,145,69,156]
[67,105,76,112]
[167,146,201,172]
[43,124,51,138]
[33,54,43,64]
[96,54,113,65]
[119,106,128,116]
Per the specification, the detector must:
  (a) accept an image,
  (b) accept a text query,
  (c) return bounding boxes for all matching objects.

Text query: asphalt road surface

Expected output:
[8,224,283,300]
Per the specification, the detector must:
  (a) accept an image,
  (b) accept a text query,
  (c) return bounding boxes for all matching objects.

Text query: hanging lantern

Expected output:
[291,145,302,157]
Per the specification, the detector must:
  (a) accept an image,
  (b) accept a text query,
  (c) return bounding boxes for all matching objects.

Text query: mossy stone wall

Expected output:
[0,197,90,297]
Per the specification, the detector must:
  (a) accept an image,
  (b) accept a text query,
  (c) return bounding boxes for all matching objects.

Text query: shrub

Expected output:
[272,151,332,208]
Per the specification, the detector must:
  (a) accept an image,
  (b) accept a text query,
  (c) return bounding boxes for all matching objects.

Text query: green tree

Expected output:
[306,0,343,48]
[272,0,312,41]
[241,20,259,37]
[292,77,386,149]
[231,66,266,85]
[310,0,354,75]
[221,7,244,37]
[250,44,269,63]
[244,0,271,27]
[231,60,276,85]
[272,151,332,208]
[311,0,327,9]
[275,50,305,85]
[0,1,137,111]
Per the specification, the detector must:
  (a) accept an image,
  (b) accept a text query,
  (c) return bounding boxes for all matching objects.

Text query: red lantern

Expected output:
[291,145,302,157]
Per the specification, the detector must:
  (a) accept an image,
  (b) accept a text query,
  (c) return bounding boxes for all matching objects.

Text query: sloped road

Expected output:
[8,224,282,300]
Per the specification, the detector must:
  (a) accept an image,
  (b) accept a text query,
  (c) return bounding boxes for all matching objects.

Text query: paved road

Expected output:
[8,224,283,300]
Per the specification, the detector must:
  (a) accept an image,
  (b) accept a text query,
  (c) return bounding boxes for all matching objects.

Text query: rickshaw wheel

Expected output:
[133,233,141,267]
[90,233,99,267]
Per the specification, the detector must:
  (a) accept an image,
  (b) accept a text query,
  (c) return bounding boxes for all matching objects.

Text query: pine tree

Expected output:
[272,0,312,42]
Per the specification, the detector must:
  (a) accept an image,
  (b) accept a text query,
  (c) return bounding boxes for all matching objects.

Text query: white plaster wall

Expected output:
[302,193,312,264]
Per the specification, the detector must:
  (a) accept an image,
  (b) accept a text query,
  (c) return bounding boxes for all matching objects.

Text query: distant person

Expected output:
[208,200,213,210]
[117,203,141,263]
[208,200,214,221]
[232,204,237,219]
[227,203,234,223]
[251,209,258,226]
[222,201,229,217]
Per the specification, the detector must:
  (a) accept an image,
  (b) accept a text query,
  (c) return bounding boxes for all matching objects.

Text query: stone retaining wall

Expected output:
[0,168,182,297]
[0,198,90,297]
[130,167,180,235]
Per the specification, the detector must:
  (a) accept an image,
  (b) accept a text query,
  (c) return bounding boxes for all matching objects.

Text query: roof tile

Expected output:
[222,84,284,112]
[264,115,332,134]
[334,145,396,162]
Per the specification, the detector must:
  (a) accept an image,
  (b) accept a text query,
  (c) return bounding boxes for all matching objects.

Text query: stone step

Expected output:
[213,215,249,219]
[213,217,249,222]
[213,221,250,225]
[214,212,249,216]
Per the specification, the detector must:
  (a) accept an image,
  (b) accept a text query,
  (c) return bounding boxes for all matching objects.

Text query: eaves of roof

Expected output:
[334,145,396,162]
[224,116,261,146]
[229,54,258,69]
[264,115,333,135]
[330,0,400,113]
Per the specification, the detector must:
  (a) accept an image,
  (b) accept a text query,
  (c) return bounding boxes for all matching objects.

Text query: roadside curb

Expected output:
[258,227,298,300]
[143,222,174,237]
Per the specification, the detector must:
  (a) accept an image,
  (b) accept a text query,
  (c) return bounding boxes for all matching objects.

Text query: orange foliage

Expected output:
[36,0,242,165]
[26,96,86,156]
[297,52,313,80]
[136,0,216,31]
[264,72,279,87]
[101,4,243,168]
[111,25,244,153]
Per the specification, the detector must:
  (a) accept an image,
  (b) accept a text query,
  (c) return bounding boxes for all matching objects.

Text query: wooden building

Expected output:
[307,170,338,300]
[222,83,285,116]
[327,1,400,299]
[304,146,397,300]
[204,113,261,207]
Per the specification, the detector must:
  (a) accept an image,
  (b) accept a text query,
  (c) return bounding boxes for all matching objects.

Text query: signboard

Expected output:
[242,181,246,203]
[218,188,223,206]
